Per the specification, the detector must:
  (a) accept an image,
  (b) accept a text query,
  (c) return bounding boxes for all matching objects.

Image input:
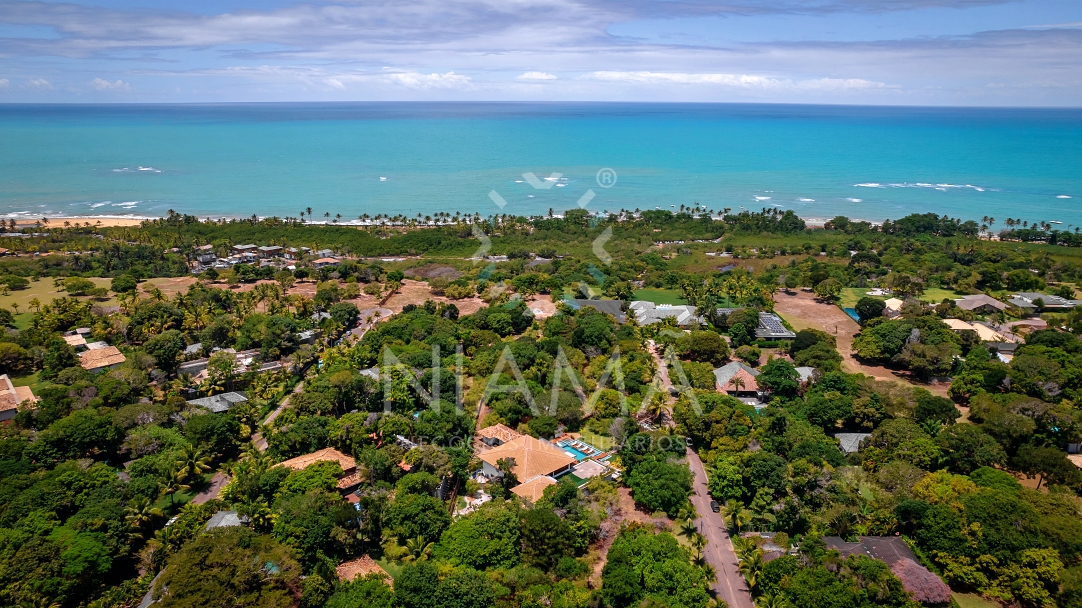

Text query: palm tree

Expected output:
[28,297,40,313]
[756,594,791,608]
[403,535,434,562]
[678,518,698,542]
[691,532,707,560]
[739,550,764,595]
[176,443,212,485]
[730,375,745,394]
[125,496,164,540]
[725,500,751,535]
[159,463,189,507]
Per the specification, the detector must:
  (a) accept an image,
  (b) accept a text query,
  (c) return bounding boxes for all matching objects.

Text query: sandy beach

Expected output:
[7,217,150,228]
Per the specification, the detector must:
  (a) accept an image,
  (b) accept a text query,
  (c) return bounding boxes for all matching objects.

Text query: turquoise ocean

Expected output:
[0,103,1080,226]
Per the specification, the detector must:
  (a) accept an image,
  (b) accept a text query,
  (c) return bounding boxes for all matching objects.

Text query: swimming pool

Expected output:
[556,438,602,461]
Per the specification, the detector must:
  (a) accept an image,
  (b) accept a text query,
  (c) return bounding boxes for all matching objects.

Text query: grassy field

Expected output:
[578,429,617,451]
[632,289,687,305]
[10,372,44,394]
[0,277,114,314]
[951,593,999,608]
[838,287,963,309]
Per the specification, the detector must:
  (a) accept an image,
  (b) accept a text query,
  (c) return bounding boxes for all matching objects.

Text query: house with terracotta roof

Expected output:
[473,423,523,453]
[79,345,126,372]
[477,435,576,483]
[312,257,340,268]
[0,374,36,422]
[713,361,761,397]
[511,475,557,503]
[63,333,88,351]
[336,555,391,586]
[276,447,361,492]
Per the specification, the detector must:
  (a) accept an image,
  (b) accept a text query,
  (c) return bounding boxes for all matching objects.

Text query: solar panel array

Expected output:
[759,313,788,335]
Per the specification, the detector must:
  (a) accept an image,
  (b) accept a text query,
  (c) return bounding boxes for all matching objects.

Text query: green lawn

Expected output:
[838,287,963,309]
[0,277,114,314]
[578,429,617,451]
[952,593,999,608]
[10,371,45,394]
[632,289,687,305]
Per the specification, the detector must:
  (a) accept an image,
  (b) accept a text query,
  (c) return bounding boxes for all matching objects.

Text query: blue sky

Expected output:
[0,0,1079,105]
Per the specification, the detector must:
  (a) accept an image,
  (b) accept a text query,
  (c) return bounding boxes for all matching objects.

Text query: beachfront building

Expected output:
[953,294,1008,314]
[628,301,702,326]
[276,447,362,493]
[0,374,36,422]
[79,346,127,372]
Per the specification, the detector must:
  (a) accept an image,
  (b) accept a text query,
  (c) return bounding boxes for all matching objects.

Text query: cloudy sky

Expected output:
[0,0,1079,105]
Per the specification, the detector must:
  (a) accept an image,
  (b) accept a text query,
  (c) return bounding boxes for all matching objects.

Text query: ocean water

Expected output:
[0,102,1080,226]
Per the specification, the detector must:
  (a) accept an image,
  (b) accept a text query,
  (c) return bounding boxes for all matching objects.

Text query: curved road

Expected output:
[687,448,754,608]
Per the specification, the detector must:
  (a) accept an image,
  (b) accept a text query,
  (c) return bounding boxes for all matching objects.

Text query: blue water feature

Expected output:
[0,103,1079,224]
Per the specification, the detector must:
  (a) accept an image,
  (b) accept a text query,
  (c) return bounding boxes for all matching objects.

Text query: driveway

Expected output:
[252,381,305,451]
[687,449,754,608]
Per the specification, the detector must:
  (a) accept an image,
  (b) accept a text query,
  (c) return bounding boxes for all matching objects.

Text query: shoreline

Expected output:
[0,213,871,230]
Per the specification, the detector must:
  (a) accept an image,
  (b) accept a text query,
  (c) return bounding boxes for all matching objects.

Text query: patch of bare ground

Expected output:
[773,290,950,397]
[588,488,671,586]
[525,295,556,319]
[382,279,486,315]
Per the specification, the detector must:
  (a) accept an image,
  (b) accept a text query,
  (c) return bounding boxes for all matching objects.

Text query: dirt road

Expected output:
[252,381,305,451]
[772,291,948,395]
[687,449,754,608]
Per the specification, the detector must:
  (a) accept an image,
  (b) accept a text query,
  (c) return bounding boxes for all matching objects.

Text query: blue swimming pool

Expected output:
[556,438,601,461]
[842,307,861,322]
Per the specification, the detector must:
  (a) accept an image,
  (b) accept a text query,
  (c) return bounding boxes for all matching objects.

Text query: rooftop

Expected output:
[0,374,35,414]
[336,555,391,584]
[628,300,701,326]
[834,432,871,453]
[755,312,796,339]
[511,475,557,502]
[277,447,357,489]
[475,423,523,451]
[566,299,627,323]
[79,345,126,370]
[713,361,760,393]
[478,435,576,481]
[953,294,1008,312]
[187,391,248,413]
[204,510,249,530]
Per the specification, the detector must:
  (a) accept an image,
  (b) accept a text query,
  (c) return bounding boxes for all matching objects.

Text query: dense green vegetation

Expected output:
[1,208,1081,608]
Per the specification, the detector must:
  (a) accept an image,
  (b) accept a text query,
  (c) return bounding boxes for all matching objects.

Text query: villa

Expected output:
[628,301,702,326]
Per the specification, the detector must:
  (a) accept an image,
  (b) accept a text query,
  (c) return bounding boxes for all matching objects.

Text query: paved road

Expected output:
[190,471,229,505]
[687,448,754,608]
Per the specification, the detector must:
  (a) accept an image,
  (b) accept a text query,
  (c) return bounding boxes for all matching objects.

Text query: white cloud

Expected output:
[517,71,557,80]
[25,78,52,89]
[0,79,8,88]
[582,71,889,90]
[92,78,131,91]
[323,78,346,90]
[384,71,472,90]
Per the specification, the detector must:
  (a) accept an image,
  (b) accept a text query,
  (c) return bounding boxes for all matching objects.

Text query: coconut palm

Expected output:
[125,496,164,540]
[725,500,751,535]
[402,535,434,562]
[678,518,698,542]
[176,443,212,485]
[739,550,764,595]
[159,463,189,507]
[756,594,791,608]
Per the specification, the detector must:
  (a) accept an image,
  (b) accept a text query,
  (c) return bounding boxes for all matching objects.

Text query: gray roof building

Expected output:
[628,301,702,326]
[953,294,1008,312]
[713,361,761,391]
[795,366,816,383]
[204,510,250,530]
[567,299,627,323]
[187,391,248,413]
[835,432,871,453]
[755,312,796,339]
[1009,292,1082,310]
